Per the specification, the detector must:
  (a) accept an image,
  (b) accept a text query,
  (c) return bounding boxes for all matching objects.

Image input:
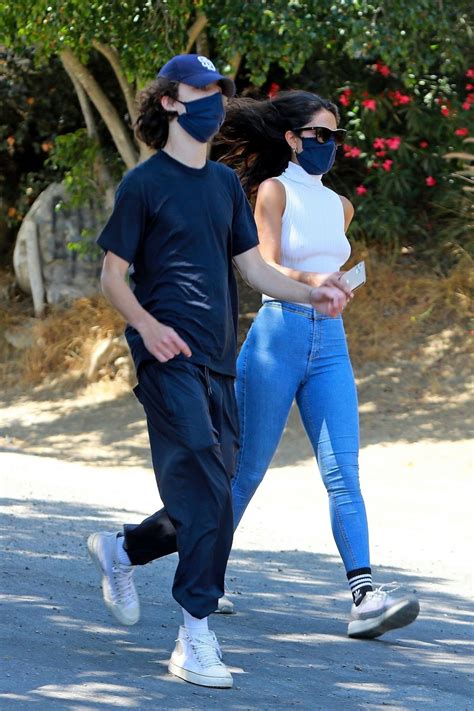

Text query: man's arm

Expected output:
[233,246,351,316]
[101,251,191,362]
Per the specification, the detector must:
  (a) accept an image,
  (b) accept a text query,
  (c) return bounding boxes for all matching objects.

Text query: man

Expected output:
[87,54,350,689]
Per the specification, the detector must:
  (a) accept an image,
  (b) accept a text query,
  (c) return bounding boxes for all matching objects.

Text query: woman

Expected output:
[218,91,419,638]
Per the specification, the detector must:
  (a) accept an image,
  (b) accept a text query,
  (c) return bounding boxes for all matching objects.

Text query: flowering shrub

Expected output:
[323,64,474,257]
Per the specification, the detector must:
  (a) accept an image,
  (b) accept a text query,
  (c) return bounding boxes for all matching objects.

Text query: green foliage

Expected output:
[48,130,100,205]
[0,47,81,231]
[0,0,193,85]
[0,0,472,261]
[47,129,121,206]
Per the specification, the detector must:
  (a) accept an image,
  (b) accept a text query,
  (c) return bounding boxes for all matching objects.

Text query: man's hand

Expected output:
[309,283,351,317]
[139,317,192,363]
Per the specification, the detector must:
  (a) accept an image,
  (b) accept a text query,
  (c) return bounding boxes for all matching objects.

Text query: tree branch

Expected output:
[60,48,138,170]
[228,52,242,81]
[92,40,138,126]
[62,61,99,139]
[61,57,116,208]
[185,12,208,53]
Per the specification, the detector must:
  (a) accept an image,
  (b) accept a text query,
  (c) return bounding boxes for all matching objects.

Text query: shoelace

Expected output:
[110,564,136,605]
[365,582,400,601]
[189,635,223,668]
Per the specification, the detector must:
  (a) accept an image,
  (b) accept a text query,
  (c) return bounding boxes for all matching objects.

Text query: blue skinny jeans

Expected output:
[232,300,370,573]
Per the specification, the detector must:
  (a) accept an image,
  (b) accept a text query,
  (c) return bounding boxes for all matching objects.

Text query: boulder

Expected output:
[13,183,108,315]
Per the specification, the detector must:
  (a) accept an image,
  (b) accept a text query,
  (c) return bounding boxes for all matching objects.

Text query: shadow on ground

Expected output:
[0,364,471,472]
[0,498,471,710]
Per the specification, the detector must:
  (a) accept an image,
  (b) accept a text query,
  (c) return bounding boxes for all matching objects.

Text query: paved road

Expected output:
[1,432,472,710]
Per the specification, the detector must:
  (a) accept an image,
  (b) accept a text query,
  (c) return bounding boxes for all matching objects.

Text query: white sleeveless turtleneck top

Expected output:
[263,161,351,302]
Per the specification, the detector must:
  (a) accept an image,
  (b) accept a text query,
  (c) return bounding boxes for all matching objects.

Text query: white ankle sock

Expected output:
[116,535,132,566]
[182,608,209,633]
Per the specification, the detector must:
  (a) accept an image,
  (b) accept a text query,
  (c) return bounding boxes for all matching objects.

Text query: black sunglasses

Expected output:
[292,126,347,146]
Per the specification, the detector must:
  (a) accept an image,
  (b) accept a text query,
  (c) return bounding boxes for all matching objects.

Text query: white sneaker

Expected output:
[214,594,235,614]
[87,531,140,626]
[168,626,233,688]
[348,584,420,639]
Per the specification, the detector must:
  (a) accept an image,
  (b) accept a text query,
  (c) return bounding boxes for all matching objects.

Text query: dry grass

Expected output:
[341,248,473,363]
[22,296,126,383]
[0,251,472,392]
[0,290,125,388]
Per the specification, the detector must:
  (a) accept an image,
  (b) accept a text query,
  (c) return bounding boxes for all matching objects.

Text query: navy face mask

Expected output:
[296,137,337,175]
[176,92,226,143]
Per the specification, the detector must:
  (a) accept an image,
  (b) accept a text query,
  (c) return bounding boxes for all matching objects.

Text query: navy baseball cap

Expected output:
[157,54,236,98]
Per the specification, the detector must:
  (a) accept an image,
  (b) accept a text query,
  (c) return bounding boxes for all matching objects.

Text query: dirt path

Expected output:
[0,371,472,709]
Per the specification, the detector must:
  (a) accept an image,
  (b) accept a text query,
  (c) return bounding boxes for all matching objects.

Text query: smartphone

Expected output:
[339,261,366,291]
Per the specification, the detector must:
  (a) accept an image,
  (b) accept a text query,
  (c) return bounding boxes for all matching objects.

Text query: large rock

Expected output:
[13,183,108,315]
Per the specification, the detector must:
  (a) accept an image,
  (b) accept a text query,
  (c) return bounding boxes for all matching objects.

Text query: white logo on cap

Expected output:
[197,56,216,71]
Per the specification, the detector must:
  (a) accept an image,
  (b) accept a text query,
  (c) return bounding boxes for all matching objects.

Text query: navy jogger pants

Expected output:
[123,359,239,619]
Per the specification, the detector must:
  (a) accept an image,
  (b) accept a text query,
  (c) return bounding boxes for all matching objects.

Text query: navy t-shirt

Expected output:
[97,150,259,377]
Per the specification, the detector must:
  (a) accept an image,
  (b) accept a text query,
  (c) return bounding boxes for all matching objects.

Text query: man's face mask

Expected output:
[174,92,226,143]
[296,137,337,176]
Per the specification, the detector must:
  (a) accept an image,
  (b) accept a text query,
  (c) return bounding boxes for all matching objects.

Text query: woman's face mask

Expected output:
[175,92,226,143]
[296,137,337,175]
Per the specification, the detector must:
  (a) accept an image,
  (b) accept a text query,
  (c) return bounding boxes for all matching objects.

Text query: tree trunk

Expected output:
[61,59,115,210]
[60,48,138,170]
[185,12,208,53]
[228,53,242,81]
[92,40,138,126]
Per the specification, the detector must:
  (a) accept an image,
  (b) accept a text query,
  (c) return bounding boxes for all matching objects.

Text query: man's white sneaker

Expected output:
[87,531,140,626]
[215,594,235,614]
[168,626,233,688]
[348,585,420,639]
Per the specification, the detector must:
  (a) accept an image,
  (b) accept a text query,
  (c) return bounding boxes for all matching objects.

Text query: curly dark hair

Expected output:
[216,91,340,197]
[134,77,179,150]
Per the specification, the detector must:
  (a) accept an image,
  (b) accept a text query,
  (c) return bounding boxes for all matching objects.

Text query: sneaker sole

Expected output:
[168,661,233,688]
[87,533,140,627]
[348,598,420,639]
[214,599,235,615]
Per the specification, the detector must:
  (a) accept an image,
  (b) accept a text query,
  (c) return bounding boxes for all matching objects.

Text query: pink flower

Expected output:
[425,176,437,187]
[440,106,450,117]
[467,93,474,103]
[373,137,386,150]
[375,62,391,77]
[455,127,469,136]
[382,159,393,172]
[267,82,281,98]
[371,162,381,169]
[356,185,368,195]
[389,91,411,107]
[466,69,474,78]
[385,136,401,150]
[419,140,429,148]
[339,88,352,107]
[348,147,361,158]
[343,145,361,158]
[362,99,377,111]
[462,102,471,110]
[375,150,386,157]
[466,83,474,90]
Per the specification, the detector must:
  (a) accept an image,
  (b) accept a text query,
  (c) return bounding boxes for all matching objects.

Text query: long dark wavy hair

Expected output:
[134,77,179,149]
[217,91,339,197]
